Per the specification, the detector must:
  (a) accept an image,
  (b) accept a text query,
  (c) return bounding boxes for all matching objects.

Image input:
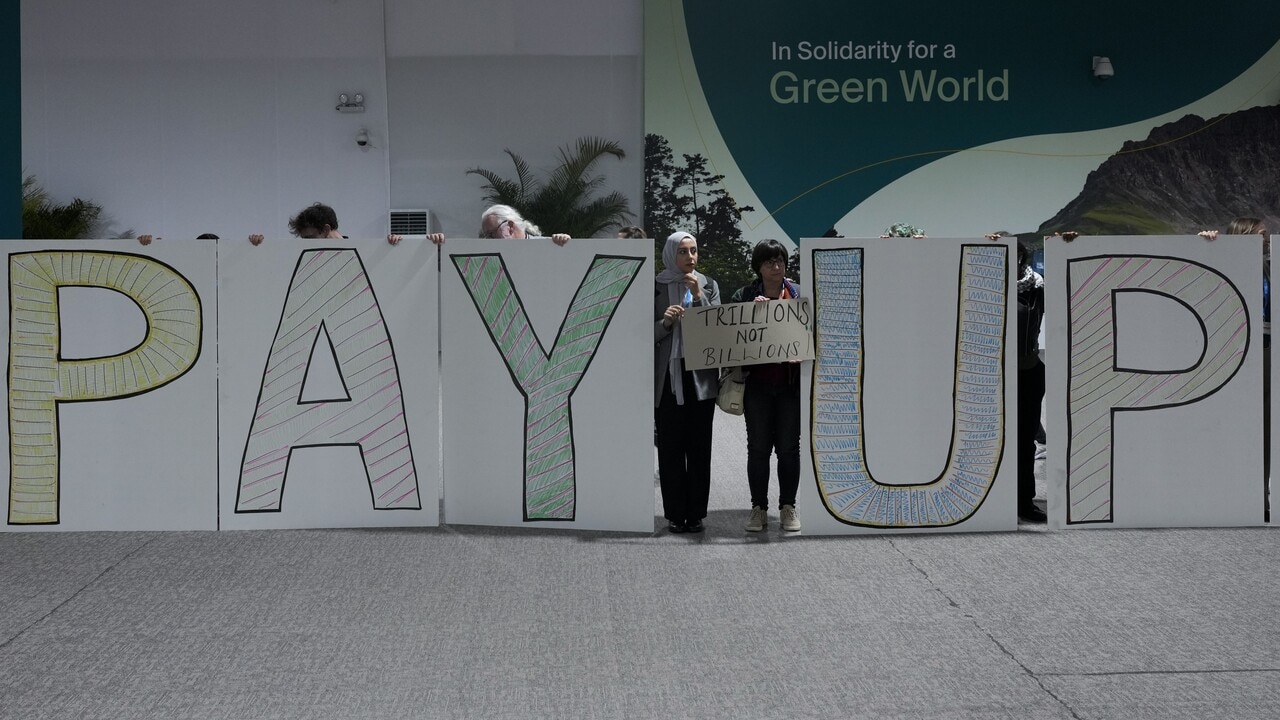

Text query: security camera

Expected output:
[1092,56,1114,80]
[356,128,370,148]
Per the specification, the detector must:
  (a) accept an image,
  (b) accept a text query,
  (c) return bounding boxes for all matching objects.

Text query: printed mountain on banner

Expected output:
[1039,104,1280,237]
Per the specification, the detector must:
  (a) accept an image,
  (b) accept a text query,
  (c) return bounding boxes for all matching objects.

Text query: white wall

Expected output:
[21,0,644,241]
[22,0,391,241]
[386,55,642,236]
[384,1,643,236]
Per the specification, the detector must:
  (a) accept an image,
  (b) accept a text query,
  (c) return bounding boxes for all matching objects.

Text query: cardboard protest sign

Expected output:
[440,238,653,532]
[218,239,440,531]
[1043,235,1264,528]
[681,298,814,370]
[3,240,217,531]
[798,237,1017,534]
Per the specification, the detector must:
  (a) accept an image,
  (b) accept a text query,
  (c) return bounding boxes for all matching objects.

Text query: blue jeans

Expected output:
[743,378,801,509]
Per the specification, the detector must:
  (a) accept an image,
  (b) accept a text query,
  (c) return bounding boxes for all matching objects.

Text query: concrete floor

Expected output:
[1,413,1277,720]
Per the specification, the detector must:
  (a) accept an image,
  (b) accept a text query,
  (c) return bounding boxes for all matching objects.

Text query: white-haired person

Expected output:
[402,204,569,246]
[654,231,720,534]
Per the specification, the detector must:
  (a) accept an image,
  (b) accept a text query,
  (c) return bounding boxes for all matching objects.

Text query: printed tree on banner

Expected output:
[644,135,683,253]
[644,134,755,292]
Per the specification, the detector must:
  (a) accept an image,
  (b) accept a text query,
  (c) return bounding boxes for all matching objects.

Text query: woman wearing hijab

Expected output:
[654,231,721,533]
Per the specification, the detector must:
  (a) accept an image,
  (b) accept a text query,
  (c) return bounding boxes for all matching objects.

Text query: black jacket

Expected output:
[1017,282,1044,367]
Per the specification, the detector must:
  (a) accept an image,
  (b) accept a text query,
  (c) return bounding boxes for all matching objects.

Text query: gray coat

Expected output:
[654,274,721,407]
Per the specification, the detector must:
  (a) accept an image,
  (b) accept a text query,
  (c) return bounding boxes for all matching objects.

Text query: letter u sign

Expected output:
[809,245,1008,527]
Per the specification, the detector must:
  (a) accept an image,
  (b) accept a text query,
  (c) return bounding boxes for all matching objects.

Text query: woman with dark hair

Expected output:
[654,231,720,534]
[730,239,803,532]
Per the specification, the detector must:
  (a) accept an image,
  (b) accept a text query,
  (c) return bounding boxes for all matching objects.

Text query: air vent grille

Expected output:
[390,209,430,236]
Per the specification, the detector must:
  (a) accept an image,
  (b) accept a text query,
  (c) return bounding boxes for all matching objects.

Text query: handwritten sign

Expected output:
[681,298,814,370]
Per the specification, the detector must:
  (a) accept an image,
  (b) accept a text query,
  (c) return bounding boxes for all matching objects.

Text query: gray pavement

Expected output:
[0,413,1276,720]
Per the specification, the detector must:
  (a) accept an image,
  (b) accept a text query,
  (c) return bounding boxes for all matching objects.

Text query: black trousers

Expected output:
[1018,360,1046,509]
[743,379,801,509]
[656,371,715,522]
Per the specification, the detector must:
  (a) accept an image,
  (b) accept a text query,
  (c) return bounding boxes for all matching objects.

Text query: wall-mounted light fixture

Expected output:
[356,128,370,150]
[1092,57,1114,80]
[336,93,366,113]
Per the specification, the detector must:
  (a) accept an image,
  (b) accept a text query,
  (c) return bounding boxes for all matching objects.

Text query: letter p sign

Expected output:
[7,252,202,524]
[1065,255,1248,524]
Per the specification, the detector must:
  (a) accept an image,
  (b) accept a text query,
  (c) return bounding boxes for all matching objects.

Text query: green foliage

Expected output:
[22,175,103,240]
[644,134,683,241]
[1069,205,1176,236]
[467,137,633,238]
[644,134,756,294]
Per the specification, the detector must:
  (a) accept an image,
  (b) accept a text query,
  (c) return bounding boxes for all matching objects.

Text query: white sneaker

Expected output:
[745,506,767,532]
[780,504,801,532]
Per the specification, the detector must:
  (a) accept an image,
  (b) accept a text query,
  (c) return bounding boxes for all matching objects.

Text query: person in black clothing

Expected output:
[1015,238,1047,523]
